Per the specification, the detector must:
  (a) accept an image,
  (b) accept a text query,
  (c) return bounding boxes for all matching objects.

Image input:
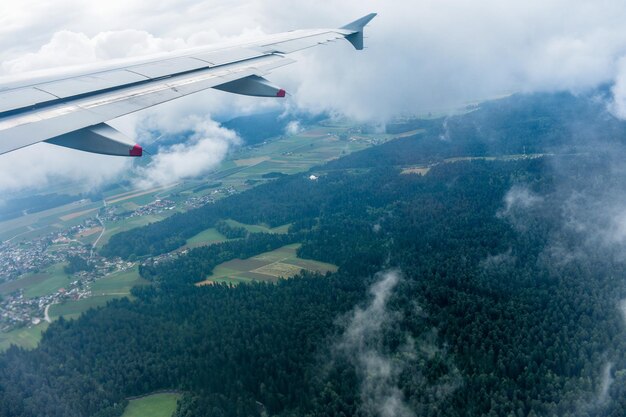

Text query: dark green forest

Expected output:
[4,92,626,416]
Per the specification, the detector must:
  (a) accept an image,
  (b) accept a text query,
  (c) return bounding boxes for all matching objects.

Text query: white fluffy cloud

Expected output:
[135,116,240,188]
[5,0,626,193]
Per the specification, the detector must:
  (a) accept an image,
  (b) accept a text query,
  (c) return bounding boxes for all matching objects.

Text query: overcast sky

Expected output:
[3,0,626,194]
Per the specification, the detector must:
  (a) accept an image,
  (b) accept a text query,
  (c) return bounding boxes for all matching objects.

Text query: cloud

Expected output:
[611,58,626,119]
[8,1,626,119]
[335,270,415,417]
[0,143,130,195]
[284,121,302,136]
[545,153,626,259]
[333,271,460,416]
[497,185,544,232]
[500,154,626,267]
[7,1,626,191]
[480,248,515,271]
[502,186,543,211]
[135,116,240,188]
[598,362,615,405]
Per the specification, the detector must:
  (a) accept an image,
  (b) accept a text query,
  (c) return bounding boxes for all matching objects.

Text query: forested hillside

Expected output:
[102,91,626,260]
[3,92,626,417]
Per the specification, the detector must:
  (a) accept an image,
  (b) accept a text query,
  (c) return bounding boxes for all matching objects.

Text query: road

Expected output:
[44,303,53,323]
[90,200,107,259]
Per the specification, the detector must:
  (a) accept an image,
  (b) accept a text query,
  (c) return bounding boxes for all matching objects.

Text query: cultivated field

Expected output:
[224,219,291,234]
[59,208,98,221]
[184,228,227,248]
[0,322,49,352]
[196,243,337,286]
[23,263,72,298]
[49,295,122,321]
[0,199,100,242]
[50,267,149,320]
[121,393,181,417]
[401,166,431,175]
[0,263,70,298]
[105,184,178,205]
[95,214,172,248]
[90,267,149,296]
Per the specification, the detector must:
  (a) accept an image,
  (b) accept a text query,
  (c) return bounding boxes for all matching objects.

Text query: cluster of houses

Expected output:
[0,256,135,331]
[0,187,220,333]
[183,194,216,209]
[0,238,56,281]
[0,219,137,331]
[129,199,176,218]
[0,217,98,281]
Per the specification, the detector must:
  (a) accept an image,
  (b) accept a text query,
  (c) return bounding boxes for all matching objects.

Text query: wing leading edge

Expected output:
[0,13,376,157]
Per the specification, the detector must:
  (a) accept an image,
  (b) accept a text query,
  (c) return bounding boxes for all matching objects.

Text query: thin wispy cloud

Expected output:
[333,271,461,416]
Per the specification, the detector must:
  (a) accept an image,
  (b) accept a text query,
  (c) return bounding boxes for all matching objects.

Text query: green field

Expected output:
[226,131,371,180]
[121,393,181,417]
[97,214,171,248]
[90,266,149,296]
[225,219,291,234]
[50,267,149,320]
[0,198,100,242]
[0,263,71,298]
[196,243,338,286]
[185,228,227,248]
[23,263,72,298]
[0,322,49,352]
[49,295,122,321]
[0,272,45,295]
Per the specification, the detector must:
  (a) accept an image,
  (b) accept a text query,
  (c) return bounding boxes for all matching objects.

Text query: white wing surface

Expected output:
[0,13,376,157]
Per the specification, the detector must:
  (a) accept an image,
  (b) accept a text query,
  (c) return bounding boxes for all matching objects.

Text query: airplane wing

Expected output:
[0,13,376,157]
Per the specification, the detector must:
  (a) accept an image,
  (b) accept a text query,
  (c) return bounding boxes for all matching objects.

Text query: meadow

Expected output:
[196,243,337,286]
[121,393,181,417]
[49,266,149,321]
[0,263,70,298]
[224,219,291,234]
[184,227,227,248]
[0,322,49,352]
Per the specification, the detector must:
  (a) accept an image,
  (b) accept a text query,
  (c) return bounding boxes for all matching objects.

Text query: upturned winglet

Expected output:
[340,13,377,50]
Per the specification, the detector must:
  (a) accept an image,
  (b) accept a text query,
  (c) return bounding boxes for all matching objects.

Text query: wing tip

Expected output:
[340,13,377,50]
[340,13,377,32]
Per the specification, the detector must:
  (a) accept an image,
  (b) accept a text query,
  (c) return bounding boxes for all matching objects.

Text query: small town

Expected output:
[0,223,135,331]
[0,181,240,333]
